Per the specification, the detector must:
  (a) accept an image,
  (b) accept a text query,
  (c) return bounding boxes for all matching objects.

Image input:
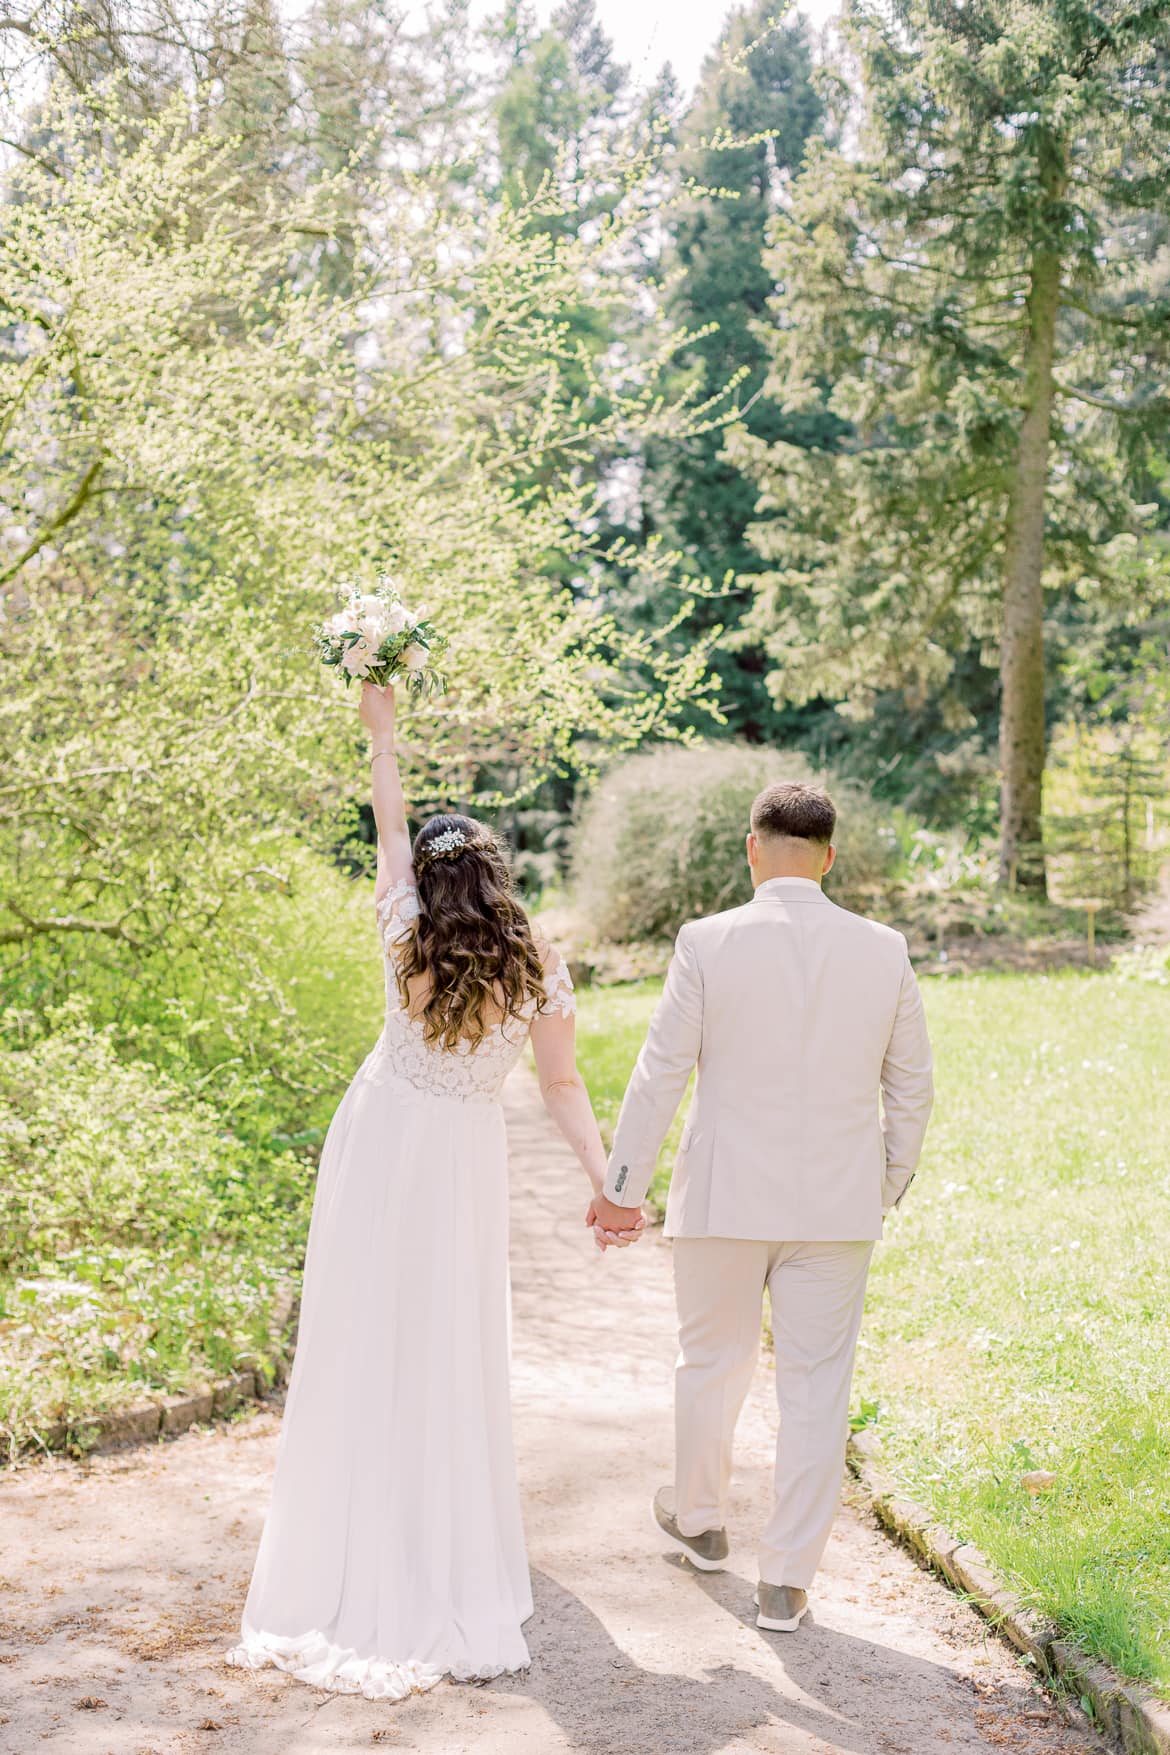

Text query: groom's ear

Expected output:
[822,843,837,876]
[746,831,757,869]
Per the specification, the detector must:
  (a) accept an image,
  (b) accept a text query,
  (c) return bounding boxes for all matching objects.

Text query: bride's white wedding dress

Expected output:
[226,878,575,1700]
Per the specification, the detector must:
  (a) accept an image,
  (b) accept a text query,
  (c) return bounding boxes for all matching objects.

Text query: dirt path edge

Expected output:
[847,1430,1170,1755]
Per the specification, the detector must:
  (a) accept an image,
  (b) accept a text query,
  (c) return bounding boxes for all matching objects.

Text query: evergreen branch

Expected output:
[1053,375,1168,417]
[1061,290,1170,333]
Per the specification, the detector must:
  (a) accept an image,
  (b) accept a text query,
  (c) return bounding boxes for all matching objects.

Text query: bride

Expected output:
[227,680,643,1700]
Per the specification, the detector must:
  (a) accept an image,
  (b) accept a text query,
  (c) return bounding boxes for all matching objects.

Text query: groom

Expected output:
[587,781,933,1631]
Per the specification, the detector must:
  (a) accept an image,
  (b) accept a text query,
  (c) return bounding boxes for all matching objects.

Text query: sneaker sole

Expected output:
[753,1593,808,1631]
[650,1505,727,1572]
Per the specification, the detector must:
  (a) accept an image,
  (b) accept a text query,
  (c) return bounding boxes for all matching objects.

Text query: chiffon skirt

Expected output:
[226,1057,533,1700]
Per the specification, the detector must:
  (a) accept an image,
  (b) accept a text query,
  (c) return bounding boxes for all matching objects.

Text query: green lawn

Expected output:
[574,970,1170,1695]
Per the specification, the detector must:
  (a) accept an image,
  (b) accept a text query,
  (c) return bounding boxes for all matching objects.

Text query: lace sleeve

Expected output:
[375,878,420,958]
[541,950,577,1019]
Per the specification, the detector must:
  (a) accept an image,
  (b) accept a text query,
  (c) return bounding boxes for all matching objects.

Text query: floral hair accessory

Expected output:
[417,826,483,869]
[426,828,466,857]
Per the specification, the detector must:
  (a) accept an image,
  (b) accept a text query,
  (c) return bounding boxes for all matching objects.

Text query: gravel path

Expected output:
[0,1065,1102,1755]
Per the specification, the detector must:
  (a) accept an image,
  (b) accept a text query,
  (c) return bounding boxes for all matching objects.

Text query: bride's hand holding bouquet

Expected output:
[357,674,397,746]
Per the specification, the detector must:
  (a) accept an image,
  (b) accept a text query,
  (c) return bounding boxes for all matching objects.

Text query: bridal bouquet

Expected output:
[315,574,449,697]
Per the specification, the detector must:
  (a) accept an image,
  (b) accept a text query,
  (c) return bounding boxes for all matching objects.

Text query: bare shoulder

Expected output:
[530,925,560,972]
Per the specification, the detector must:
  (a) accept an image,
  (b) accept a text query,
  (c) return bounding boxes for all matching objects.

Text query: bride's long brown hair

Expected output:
[397,814,548,1050]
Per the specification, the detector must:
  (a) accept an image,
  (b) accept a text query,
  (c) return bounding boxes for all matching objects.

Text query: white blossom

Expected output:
[341,637,374,675]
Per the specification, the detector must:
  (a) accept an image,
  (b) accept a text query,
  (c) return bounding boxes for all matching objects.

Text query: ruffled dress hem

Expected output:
[224,1629,530,1702]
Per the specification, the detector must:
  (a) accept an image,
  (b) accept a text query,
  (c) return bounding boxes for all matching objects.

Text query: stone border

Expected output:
[847,1430,1170,1755]
[5,1288,298,1465]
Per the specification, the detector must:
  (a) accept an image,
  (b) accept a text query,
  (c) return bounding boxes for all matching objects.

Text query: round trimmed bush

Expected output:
[572,742,901,943]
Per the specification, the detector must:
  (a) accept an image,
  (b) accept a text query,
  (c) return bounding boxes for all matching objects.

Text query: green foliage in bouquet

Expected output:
[315,578,449,697]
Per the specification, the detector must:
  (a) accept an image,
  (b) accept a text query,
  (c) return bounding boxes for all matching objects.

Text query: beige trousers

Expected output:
[672,1237,875,1589]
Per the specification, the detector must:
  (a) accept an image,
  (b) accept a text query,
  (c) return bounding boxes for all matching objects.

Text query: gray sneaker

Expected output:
[754,1582,808,1631]
[651,1487,729,1572]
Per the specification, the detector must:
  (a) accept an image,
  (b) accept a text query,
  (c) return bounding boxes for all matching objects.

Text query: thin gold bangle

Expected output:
[370,749,395,765]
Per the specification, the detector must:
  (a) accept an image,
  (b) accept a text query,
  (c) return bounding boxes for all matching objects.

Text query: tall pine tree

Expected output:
[732,0,1170,887]
[639,4,825,739]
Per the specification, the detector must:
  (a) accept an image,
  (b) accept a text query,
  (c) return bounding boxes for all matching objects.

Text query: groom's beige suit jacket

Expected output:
[603,876,934,1242]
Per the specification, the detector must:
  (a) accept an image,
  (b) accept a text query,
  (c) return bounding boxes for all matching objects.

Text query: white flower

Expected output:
[359,614,388,648]
[342,637,374,676]
[319,578,444,693]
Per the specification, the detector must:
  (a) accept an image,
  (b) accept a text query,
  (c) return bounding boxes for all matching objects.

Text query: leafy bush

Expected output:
[0,1000,314,1457]
[572,742,905,943]
[3,840,386,1157]
[0,843,398,1455]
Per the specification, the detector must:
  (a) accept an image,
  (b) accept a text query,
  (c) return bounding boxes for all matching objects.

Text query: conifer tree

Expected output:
[732,0,1170,887]
[641,4,825,739]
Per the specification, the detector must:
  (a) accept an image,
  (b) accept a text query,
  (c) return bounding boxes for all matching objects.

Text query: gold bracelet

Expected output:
[370,749,395,764]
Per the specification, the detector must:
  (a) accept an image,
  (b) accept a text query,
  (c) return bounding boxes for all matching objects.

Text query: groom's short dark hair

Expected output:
[751,781,837,845]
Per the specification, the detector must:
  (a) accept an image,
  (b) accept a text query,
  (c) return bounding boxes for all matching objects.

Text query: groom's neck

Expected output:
[750,836,830,888]
[752,865,823,888]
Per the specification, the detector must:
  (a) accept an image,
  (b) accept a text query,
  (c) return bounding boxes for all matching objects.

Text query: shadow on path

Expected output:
[485,1566,1052,1755]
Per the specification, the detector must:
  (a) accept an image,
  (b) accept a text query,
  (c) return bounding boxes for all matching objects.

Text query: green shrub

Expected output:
[3,839,386,1156]
[0,841,392,1455]
[572,742,904,943]
[0,999,314,1456]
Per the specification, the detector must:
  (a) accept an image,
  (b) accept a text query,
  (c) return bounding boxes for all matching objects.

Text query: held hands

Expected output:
[586,1191,647,1254]
[359,679,396,742]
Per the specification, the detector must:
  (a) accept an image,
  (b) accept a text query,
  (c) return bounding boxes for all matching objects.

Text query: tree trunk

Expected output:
[999,226,1062,895]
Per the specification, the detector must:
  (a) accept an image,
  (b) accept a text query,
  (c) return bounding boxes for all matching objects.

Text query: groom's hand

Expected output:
[586,1193,646,1250]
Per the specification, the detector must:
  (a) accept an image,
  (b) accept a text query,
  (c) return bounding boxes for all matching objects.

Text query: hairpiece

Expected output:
[417,826,484,870]
[426,827,466,857]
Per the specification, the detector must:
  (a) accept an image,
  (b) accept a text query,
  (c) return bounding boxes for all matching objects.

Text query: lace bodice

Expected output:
[368,879,576,1103]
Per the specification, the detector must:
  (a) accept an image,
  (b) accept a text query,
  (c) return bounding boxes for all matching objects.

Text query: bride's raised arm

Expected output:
[358,681,414,900]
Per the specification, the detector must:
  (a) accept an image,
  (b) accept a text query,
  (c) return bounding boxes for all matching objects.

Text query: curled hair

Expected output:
[397,814,548,1050]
